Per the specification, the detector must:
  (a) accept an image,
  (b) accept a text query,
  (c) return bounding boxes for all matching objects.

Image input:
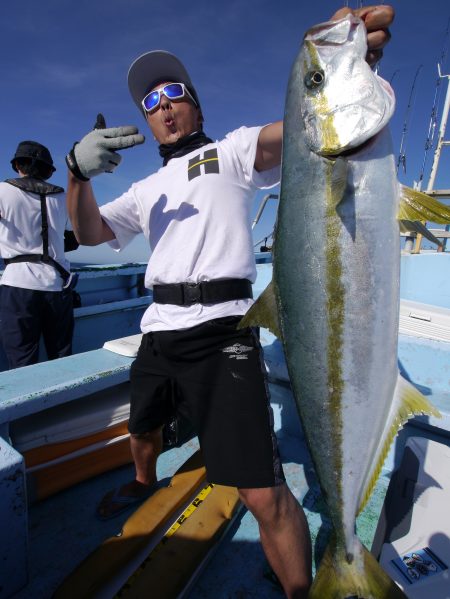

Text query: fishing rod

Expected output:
[413,17,450,253]
[396,65,423,175]
[344,1,364,7]
[389,69,399,85]
[416,17,450,190]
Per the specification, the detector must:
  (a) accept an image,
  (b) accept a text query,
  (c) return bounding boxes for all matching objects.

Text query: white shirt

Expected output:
[100,126,279,332]
[0,181,70,291]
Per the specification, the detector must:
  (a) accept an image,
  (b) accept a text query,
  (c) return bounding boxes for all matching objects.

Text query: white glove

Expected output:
[66,126,145,180]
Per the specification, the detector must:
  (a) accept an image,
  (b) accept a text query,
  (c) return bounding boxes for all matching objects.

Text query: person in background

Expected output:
[0,141,78,369]
[65,6,394,597]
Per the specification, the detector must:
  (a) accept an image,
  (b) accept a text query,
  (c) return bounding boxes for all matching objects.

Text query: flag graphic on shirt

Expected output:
[187,149,219,181]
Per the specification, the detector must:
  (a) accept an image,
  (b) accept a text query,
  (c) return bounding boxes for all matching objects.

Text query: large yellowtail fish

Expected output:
[241,14,446,598]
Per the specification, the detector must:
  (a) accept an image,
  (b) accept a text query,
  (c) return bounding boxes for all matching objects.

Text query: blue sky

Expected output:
[1,0,449,263]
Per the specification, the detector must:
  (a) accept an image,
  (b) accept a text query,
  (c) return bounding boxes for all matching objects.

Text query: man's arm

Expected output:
[254,121,283,173]
[254,4,395,173]
[65,122,145,245]
[67,173,115,245]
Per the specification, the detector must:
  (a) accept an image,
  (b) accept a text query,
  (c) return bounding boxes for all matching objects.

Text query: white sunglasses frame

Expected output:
[141,82,198,114]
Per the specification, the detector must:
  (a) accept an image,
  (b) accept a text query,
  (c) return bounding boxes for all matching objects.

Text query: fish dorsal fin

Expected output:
[238,280,282,339]
[398,184,450,223]
[357,374,441,514]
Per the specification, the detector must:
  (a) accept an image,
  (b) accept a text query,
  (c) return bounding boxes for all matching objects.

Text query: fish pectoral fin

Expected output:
[398,184,450,224]
[309,535,407,599]
[329,156,348,207]
[358,374,441,514]
[237,281,282,339]
[399,219,443,246]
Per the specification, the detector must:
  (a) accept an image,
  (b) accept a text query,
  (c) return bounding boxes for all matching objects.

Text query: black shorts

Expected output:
[129,316,285,489]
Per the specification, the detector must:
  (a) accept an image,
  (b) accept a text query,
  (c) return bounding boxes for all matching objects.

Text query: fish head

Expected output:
[299,14,395,156]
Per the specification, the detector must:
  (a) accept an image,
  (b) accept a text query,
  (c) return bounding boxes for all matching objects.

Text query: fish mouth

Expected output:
[321,136,375,159]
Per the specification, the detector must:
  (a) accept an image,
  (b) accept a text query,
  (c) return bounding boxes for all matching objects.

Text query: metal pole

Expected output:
[427,66,450,192]
[414,66,450,253]
[251,194,279,230]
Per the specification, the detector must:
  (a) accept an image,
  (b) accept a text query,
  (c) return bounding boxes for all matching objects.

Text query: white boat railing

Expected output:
[251,192,449,253]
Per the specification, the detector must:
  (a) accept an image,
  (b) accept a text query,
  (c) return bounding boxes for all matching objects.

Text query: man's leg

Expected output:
[97,331,173,519]
[171,318,311,593]
[96,427,163,519]
[131,427,163,486]
[42,288,74,360]
[238,483,312,599]
[0,285,42,368]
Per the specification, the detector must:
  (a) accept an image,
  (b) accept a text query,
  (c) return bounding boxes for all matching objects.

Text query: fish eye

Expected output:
[304,70,325,90]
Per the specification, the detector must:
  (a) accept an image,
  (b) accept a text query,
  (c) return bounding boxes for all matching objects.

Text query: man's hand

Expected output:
[66,126,145,181]
[332,5,395,67]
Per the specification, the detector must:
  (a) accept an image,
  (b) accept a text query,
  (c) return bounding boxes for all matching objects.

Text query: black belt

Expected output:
[3,254,71,286]
[152,279,253,305]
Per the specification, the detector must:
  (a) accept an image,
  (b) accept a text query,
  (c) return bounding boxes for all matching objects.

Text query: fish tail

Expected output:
[308,536,407,599]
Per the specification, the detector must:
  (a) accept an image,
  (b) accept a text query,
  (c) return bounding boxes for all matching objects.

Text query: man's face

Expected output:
[145,81,202,145]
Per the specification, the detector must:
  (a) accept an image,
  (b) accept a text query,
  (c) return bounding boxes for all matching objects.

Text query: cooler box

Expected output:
[372,437,450,597]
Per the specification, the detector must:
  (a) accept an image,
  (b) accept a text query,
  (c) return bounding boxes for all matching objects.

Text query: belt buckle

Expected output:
[184,282,202,304]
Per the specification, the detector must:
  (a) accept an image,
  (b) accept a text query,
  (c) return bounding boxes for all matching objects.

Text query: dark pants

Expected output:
[0,285,74,369]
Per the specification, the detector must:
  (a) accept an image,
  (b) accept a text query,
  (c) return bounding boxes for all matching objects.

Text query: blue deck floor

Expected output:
[14,385,392,599]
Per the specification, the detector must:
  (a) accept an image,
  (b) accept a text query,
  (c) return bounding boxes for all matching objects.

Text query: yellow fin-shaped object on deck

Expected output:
[398,184,450,223]
[309,535,407,598]
[358,374,441,515]
[238,281,282,339]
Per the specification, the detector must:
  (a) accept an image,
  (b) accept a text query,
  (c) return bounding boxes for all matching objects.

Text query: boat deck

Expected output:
[12,395,391,599]
[3,253,450,597]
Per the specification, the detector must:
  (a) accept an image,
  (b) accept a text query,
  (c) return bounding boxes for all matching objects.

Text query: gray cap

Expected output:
[127,50,201,114]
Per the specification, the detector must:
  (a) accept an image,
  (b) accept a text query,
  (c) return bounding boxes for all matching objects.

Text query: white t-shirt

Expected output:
[0,181,71,292]
[100,126,279,332]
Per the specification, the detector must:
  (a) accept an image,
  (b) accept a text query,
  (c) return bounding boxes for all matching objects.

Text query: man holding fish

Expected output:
[67,5,395,597]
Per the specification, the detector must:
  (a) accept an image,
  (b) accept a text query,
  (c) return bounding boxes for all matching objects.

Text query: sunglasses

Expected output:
[141,82,198,114]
